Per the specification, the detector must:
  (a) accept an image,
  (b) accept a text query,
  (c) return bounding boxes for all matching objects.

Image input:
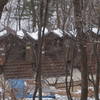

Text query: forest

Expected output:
[0,0,100,100]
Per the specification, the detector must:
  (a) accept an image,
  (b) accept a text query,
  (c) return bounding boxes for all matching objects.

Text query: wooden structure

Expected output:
[0,29,99,79]
[41,33,65,77]
[60,30,100,73]
[65,30,100,73]
[0,32,34,79]
[86,30,100,73]
[0,31,66,79]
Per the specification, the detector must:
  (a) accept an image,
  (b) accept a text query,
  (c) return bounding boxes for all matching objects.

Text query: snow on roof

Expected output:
[0,30,7,37]
[17,30,24,39]
[0,28,74,40]
[42,28,48,34]
[69,30,77,37]
[52,28,77,37]
[28,31,38,40]
[92,27,100,34]
[0,28,48,40]
[27,28,48,40]
[52,28,63,37]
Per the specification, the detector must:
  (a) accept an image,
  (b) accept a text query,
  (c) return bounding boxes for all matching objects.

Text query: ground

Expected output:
[0,69,98,100]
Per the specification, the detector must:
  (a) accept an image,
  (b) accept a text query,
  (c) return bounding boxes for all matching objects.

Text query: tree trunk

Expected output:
[0,0,8,19]
[73,0,88,100]
[94,43,99,100]
[31,0,36,31]
[94,18,100,100]
[80,44,88,100]
[32,0,49,100]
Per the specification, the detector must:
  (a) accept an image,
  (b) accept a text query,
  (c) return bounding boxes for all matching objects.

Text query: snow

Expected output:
[42,28,48,34]
[23,94,95,100]
[25,98,54,100]
[0,28,49,40]
[0,11,8,28]
[28,31,38,40]
[69,30,77,37]
[42,86,57,93]
[0,88,2,92]
[52,28,63,37]
[55,94,68,100]
[75,90,81,94]
[88,87,94,91]
[28,28,48,40]
[24,81,27,86]
[0,30,7,36]
[46,68,81,84]
[72,68,81,81]
[17,30,24,39]
[92,27,100,34]
[88,97,95,100]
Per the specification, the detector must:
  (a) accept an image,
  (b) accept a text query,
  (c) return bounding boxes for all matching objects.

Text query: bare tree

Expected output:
[32,0,49,100]
[31,0,37,31]
[94,17,100,100]
[73,0,88,100]
[0,0,8,19]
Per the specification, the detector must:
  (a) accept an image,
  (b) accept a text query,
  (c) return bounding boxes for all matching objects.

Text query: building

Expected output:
[0,29,34,79]
[0,28,99,79]
[0,29,66,79]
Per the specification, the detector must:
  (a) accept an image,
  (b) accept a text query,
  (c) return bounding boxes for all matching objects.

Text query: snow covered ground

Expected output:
[22,86,96,100]
[46,68,81,84]
[0,74,98,100]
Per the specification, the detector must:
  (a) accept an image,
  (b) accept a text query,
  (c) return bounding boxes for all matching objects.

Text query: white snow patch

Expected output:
[72,68,81,81]
[0,30,7,36]
[46,68,81,84]
[0,88,2,92]
[88,87,94,91]
[68,29,77,37]
[24,81,27,86]
[75,89,81,94]
[28,28,48,40]
[42,86,57,93]
[55,94,68,100]
[28,31,38,40]
[88,97,95,100]
[52,28,63,37]
[17,30,24,39]
[92,27,100,34]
